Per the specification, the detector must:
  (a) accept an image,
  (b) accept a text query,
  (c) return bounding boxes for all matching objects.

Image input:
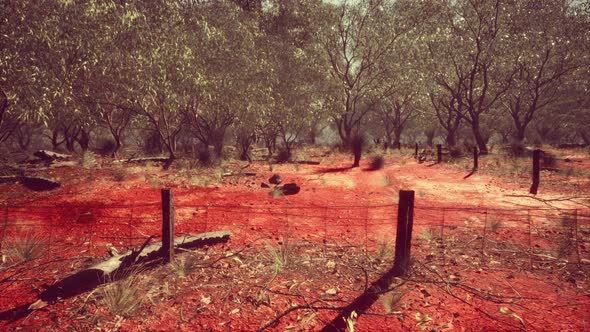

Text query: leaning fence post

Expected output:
[437,144,442,163]
[473,147,479,170]
[529,149,541,194]
[161,188,175,263]
[393,190,415,276]
[414,143,419,159]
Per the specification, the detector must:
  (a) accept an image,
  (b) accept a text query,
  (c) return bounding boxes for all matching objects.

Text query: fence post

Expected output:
[415,143,419,159]
[529,149,541,194]
[393,190,415,276]
[161,188,175,263]
[437,144,442,163]
[574,209,580,265]
[473,147,478,170]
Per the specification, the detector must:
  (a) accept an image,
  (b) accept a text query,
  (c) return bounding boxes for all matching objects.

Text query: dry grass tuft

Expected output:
[8,229,48,262]
[100,268,145,317]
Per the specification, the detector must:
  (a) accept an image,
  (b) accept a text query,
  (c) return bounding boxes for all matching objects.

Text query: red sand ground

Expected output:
[1,148,589,331]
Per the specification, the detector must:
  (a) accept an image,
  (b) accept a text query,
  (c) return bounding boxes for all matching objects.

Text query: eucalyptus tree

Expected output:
[0,1,50,144]
[178,1,266,157]
[501,0,579,144]
[375,24,430,148]
[427,0,517,154]
[323,0,439,146]
[1,1,105,150]
[260,0,328,159]
[118,1,208,162]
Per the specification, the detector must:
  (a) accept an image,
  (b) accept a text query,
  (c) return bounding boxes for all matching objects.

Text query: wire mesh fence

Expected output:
[1,197,589,313]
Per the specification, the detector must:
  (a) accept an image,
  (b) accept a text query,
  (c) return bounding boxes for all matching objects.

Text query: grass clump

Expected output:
[555,215,576,259]
[110,167,127,182]
[373,239,393,263]
[487,217,502,233]
[8,229,48,262]
[80,151,97,169]
[418,227,439,242]
[381,290,405,313]
[172,254,200,278]
[100,269,145,317]
[264,237,293,272]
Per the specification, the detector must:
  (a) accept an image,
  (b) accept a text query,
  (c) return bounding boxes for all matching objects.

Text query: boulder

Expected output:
[269,174,282,185]
[279,183,300,195]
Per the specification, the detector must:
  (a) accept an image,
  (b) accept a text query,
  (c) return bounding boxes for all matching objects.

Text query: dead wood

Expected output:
[115,156,171,164]
[222,172,257,177]
[21,176,60,191]
[296,160,321,165]
[33,150,72,161]
[0,231,231,321]
[0,175,19,184]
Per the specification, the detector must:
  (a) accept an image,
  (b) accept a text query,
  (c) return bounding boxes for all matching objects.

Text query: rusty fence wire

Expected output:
[0,200,588,312]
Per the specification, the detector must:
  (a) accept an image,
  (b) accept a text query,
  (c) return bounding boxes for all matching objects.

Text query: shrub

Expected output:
[197,145,212,165]
[449,146,465,159]
[96,138,117,157]
[510,141,526,157]
[541,152,557,168]
[276,148,291,163]
[368,155,385,170]
[144,132,162,155]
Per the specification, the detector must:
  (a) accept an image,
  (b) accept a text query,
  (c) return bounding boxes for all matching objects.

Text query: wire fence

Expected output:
[1,197,589,312]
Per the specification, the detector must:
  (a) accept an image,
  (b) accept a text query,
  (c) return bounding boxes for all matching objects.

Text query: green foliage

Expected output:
[2,0,587,154]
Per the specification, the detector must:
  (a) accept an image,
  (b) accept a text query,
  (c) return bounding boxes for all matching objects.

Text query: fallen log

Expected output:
[222,172,257,177]
[0,175,18,184]
[33,150,72,161]
[115,156,171,164]
[296,160,321,165]
[21,176,60,191]
[0,175,61,191]
[25,231,231,311]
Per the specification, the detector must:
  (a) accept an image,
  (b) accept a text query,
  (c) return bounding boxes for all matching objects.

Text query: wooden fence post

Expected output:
[319,190,416,331]
[437,144,442,163]
[161,188,175,263]
[393,190,415,276]
[414,143,418,159]
[473,147,478,170]
[529,149,541,194]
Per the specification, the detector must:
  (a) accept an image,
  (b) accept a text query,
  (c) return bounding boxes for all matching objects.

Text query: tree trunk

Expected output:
[111,135,122,158]
[76,129,90,152]
[472,123,488,155]
[446,131,456,147]
[513,125,526,144]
